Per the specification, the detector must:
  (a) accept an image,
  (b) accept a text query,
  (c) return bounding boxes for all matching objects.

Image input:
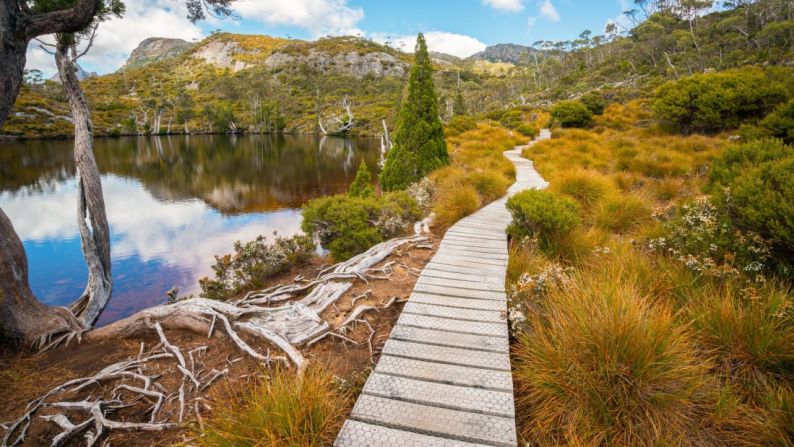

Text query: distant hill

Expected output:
[470,43,542,65]
[124,37,195,69]
[48,64,97,82]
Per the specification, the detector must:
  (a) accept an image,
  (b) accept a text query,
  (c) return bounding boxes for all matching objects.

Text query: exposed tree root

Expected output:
[2,234,428,447]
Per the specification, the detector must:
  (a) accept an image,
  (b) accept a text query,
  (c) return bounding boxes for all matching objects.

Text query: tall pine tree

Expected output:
[380,33,448,191]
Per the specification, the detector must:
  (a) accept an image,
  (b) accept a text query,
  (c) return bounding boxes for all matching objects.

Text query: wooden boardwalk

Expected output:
[335,130,550,447]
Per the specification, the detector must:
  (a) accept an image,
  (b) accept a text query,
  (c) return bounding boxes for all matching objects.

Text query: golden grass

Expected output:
[509,99,794,446]
[196,365,351,447]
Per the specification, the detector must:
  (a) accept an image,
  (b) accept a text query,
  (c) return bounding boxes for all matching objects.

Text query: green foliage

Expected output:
[499,109,524,129]
[708,138,794,260]
[348,161,374,198]
[647,197,772,277]
[580,91,606,115]
[199,234,315,300]
[506,189,580,243]
[550,100,593,128]
[652,67,788,134]
[197,365,351,447]
[380,33,449,191]
[760,99,794,144]
[444,115,477,137]
[301,192,420,260]
[515,123,538,137]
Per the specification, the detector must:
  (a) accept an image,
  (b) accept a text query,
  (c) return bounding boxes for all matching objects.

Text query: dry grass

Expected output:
[509,100,794,446]
[196,365,352,447]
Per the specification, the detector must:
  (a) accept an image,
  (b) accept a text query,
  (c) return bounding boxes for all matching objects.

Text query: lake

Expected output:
[0,134,380,325]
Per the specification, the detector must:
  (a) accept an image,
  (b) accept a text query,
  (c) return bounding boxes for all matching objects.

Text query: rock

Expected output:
[469,43,542,65]
[124,37,194,69]
[192,39,252,72]
[48,64,97,82]
[265,49,406,78]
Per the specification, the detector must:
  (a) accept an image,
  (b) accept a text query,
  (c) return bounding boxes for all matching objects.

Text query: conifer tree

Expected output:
[380,33,449,191]
[348,160,375,198]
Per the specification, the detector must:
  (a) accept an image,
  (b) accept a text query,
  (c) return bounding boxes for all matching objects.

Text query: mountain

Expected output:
[124,37,195,69]
[470,43,542,65]
[48,64,97,82]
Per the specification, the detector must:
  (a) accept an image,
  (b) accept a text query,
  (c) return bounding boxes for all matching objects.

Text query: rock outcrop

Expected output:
[470,43,541,65]
[191,39,252,72]
[265,50,406,78]
[124,37,194,69]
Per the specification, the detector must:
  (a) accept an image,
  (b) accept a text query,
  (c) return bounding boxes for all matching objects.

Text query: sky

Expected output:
[26,0,635,77]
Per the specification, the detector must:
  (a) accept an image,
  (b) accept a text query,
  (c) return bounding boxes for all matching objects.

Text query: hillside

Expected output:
[3,0,792,139]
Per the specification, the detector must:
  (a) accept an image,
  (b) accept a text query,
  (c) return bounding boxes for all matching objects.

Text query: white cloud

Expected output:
[234,0,364,37]
[527,16,537,27]
[482,0,524,12]
[374,31,487,59]
[539,0,560,22]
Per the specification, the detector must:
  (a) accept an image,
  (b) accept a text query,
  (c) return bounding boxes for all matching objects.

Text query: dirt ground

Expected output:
[0,235,438,446]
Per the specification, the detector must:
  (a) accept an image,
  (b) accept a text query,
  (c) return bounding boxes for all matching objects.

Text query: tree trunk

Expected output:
[56,40,113,328]
[0,0,100,127]
[0,209,84,346]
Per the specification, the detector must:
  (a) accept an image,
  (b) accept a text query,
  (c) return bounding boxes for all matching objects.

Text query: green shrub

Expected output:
[348,160,375,198]
[506,189,580,243]
[760,99,794,144]
[580,91,606,115]
[646,197,772,277]
[499,109,524,129]
[550,100,593,128]
[302,192,420,261]
[708,139,794,259]
[199,234,315,300]
[515,123,538,138]
[653,67,788,134]
[444,115,477,137]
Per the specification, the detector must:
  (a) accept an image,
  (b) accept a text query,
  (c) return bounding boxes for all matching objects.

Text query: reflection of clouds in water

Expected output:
[1,173,303,298]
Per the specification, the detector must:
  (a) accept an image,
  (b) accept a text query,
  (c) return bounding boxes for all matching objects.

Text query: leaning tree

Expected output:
[0,0,236,347]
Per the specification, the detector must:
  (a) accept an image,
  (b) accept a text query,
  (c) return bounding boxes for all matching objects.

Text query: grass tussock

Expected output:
[196,365,351,447]
[509,100,794,445]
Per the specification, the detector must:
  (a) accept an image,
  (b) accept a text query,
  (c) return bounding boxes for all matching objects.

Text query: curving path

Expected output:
[335,130,550,447]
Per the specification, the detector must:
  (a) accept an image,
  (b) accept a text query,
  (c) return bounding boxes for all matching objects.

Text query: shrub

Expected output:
[468,169,511,202]
[515,123,538,138]
[760,99,794,144]
[432,182,480,229]
[506,189,580,243]
[646,197,772,277]
[444,115,477,137]
[348,160,374,198]
[197,365,351,447]
[550,100,593,128]
[652,67,787,134]
[552,169,611,208]
[512,271,712,445]
[302,192,420,261]
[499,109,524,129]
[580,91,606,115]
[199,234,315,300]
[709,139,794,258]
[595,193,651,234]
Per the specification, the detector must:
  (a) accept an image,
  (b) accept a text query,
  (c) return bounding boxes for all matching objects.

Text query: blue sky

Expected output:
[27,0,632,76]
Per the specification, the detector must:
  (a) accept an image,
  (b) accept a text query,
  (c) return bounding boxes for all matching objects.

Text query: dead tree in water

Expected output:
[318,95,355,135]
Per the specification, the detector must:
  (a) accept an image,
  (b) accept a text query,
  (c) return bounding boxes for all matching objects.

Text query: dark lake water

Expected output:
[0,134,380,325]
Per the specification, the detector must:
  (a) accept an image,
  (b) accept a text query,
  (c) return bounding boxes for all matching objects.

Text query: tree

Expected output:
[0,0,237,347]
[380,33,448,191]
[348,161,375,198]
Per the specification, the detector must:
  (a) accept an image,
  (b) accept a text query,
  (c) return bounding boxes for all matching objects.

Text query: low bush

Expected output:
[550,100,593,128]
[515,123,537,138]
[506,189,580,244]
[444,115,477,137]
[760,99,794,144]
[580,91,606,115]
[708,138,794,261]
[653,67,788,134]
[302,192,420,261]
[199,234,315,300]
[197,365,351,446]
[432,181,480,229]
[468,169,511,202]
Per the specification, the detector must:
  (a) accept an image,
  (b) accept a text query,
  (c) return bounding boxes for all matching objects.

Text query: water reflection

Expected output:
[0,134,379,325]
